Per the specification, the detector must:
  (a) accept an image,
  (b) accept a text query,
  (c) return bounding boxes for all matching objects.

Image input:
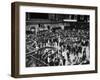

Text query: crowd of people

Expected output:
[26,23,90,67]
